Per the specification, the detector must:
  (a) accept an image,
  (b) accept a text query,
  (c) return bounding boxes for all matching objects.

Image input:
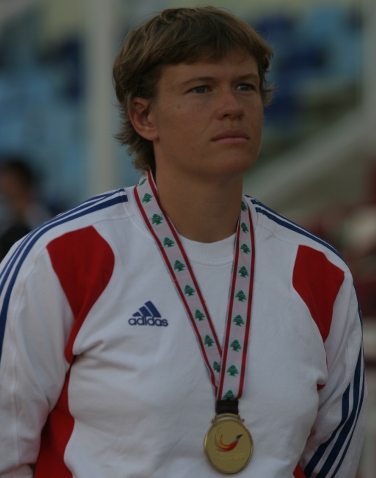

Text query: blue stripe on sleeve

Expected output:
[317,348,362,477]
[329,365,365,477]
[304,347,363,477]
[304,386,350,476]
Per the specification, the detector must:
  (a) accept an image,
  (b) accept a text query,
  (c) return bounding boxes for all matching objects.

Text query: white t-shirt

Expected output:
[180,232,234,336]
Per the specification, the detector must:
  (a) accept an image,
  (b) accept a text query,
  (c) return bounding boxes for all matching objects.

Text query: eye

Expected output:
[190,85,210,93]
[237,83,256,92]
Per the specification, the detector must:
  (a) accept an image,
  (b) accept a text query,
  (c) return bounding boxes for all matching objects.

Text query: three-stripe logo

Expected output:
[128,301,168,327]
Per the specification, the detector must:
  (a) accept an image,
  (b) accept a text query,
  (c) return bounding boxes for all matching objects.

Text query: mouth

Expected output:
[212,130,250,144]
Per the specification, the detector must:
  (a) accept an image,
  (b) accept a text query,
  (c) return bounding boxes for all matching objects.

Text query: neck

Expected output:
[154,168,243,243]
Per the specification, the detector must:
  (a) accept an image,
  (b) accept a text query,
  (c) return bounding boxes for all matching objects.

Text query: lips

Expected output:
[212,130,249,142]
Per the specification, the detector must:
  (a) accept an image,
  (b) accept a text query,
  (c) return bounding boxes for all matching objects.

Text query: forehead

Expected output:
[158,53,259,89]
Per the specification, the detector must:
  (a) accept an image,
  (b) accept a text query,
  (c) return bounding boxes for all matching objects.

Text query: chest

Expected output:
[65,235,326,458]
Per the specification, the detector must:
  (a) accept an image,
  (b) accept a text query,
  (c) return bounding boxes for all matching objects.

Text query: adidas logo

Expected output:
[128,301,168,327]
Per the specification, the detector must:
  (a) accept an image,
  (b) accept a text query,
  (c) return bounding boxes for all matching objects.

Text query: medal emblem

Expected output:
[204,414,253,474]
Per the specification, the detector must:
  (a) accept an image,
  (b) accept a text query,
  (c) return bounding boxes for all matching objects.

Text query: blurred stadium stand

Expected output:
[0,2,85,210]
[0,0,369,208]
[256,5,362,160]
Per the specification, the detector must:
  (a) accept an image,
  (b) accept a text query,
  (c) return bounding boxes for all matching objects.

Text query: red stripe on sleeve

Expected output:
[47,226,115,364]
[293,245,344,342]
[34,370,74,478]
[293,463,306,477]
[35,226,115,477]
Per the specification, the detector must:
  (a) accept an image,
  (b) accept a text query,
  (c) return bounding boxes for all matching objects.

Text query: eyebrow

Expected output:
[180,73,260,86]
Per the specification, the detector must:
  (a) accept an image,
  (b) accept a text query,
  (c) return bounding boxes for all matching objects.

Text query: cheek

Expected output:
[164,104,199,132]
[158,102,188,128]
[154,107,194,150]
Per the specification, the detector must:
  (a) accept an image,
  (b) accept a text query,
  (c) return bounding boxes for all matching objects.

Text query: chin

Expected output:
[218,154,258,175]
[207,160,256,183]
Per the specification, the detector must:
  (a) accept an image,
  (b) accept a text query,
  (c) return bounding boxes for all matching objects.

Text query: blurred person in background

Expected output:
[339,162,376,318]
[306,162,376,319]
[0,157,51,260]
[0,7,366,478]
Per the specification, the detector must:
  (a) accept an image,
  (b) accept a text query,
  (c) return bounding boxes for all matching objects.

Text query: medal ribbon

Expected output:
[134,170,255,402]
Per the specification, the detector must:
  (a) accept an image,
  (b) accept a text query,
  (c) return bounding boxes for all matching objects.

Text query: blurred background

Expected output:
[0,0,374,475]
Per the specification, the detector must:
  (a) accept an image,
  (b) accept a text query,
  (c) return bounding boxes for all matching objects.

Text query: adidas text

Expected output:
[128,317,168,327]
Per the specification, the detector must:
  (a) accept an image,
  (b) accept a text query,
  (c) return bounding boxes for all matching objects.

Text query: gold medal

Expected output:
[204,413,253,474]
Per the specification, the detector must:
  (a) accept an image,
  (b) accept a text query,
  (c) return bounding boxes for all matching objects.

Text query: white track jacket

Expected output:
[0,187,366,477]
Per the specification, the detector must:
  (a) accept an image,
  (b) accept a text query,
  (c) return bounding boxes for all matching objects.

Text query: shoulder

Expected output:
[245,195,347,272]
[0,188,130,278]
[245,197,356,340]
[0,189,130,348]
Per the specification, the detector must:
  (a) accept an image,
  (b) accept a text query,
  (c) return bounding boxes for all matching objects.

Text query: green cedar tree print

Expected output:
[230,339,242,352]
[223,390,235,400]
[238,266,249,278]
[174,260,185,272]
[241,222,249,233]
[241,244,251,254]
[233,315,245,326]
[184,285,195,296]
[213,361,221,373]
[227,365,239,377]
[164,237,175,248]
[241,201,247,212]
[195,310,205,321]
[139,178,147,186]
[151,214,163,225]
[204,335,214,347]
[236,290,247,302]
[142,193,153,203]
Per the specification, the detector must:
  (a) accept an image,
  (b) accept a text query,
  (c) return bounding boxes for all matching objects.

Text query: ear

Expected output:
[128,97,159,141]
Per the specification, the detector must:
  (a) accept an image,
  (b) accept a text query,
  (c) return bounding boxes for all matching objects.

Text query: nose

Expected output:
[216,89,244,120]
